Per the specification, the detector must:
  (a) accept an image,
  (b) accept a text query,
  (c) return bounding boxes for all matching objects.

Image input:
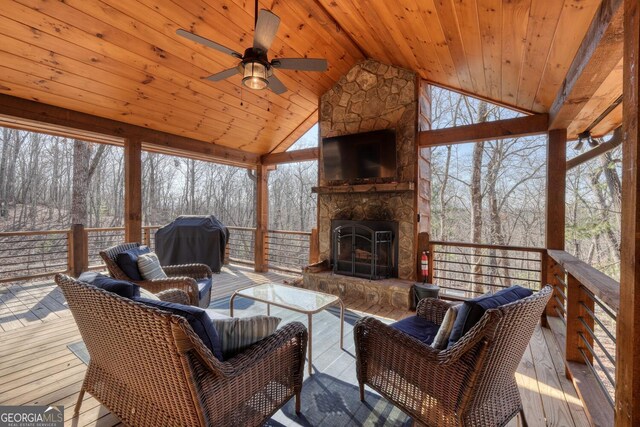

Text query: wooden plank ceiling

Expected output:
[0,0,622,158]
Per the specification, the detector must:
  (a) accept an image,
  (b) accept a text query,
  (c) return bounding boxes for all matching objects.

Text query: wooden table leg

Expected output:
[308,313,313,375]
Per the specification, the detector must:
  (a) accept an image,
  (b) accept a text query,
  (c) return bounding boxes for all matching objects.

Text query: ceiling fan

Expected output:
[176,1,328,95]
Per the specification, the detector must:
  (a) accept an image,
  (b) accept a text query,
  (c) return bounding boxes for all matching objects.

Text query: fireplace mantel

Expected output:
[311,182,414,194]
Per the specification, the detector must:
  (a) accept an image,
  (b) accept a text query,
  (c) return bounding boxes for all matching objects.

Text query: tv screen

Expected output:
[322,129,396,182]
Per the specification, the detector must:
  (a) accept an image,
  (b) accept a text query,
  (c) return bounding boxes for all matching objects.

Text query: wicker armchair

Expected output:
[56,274,307,427]
[100,242,212,308]
[354,286,552,427]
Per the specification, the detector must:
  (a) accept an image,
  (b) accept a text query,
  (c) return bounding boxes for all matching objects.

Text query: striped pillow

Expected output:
[137,252,167,280]
[431,304,461,350]
[209,314,281,359]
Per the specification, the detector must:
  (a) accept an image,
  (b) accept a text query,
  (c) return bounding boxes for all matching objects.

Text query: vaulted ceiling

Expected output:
[0,0,622,157]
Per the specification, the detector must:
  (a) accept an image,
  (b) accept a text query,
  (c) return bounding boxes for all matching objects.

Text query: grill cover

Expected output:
[155,215,229,273]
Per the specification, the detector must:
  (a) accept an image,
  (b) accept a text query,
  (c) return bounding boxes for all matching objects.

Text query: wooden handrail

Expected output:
[85,227,125,232]
[547,249,619,312]
[430,240,546,253]
[0,229,68,237]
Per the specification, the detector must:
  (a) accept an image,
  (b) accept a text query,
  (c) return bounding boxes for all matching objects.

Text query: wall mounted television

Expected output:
[322,129,397,183]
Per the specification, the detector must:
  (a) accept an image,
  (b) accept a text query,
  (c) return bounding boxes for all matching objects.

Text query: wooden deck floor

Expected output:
[0,264,591,426]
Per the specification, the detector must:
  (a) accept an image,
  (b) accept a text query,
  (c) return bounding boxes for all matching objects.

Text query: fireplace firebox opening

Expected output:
[331,219,399,280]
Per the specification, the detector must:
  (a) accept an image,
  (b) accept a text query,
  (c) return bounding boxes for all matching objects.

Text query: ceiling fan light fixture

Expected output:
[242,61,268,90]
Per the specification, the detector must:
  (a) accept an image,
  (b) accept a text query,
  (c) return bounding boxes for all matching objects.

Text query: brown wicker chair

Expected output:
[354,286,552,427]
[56,274,307,427]
[100,242,212,308]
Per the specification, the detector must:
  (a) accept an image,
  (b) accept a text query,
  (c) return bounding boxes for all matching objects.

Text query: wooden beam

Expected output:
[261,148,319,165]
[566,127,623,170]
[616,0,640,424]
[124,137,142,243]
[549,0,624,130]
[0,94,259,167]
[418,114,549,147]
[546,129,567,251]
[254,164,269,273]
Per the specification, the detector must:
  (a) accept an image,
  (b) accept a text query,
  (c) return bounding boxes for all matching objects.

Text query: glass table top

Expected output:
[234,283,340,313]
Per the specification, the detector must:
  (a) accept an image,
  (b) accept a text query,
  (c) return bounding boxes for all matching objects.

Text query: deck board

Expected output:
[0,264,589,426]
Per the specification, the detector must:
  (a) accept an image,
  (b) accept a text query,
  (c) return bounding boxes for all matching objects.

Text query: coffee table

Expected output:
[230,283,344,375]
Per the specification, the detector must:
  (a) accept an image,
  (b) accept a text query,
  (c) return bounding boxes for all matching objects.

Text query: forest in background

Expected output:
[429,87,621,279]
[0,125,318,232]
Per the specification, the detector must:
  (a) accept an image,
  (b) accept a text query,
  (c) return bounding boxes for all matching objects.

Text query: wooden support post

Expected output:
[309,228,319,264]
[68,224,88,277]
[124,138,142,243]
[565,274,595,371]
[545,129,567,319]
[616,0,640,423]
[254,164,269,272]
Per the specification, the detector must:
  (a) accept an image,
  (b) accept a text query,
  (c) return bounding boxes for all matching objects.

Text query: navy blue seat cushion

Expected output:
[134,298,224,361]
[88,273,140,299]
[448,285,533,347]
[197,278,212,301]
[390,316,440,346]
[115,246,150,281]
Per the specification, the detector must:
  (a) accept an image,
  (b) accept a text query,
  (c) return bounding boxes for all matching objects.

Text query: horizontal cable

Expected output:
[434,266,538,283]
[433,250,540,262]
[434,258,540,273]
[553,296,566,314]
[553,273,567,287]
[554,306,567,323]
[579,302,616,344]
[579,285,617,321]
[578,332,616,390]
[578,317,616,367]
[577,347,615,408]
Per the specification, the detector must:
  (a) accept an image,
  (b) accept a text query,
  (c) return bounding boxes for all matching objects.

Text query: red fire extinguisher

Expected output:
[421,251,429,283]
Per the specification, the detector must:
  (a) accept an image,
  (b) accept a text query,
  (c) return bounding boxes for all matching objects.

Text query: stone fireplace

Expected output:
[302,59,431,309]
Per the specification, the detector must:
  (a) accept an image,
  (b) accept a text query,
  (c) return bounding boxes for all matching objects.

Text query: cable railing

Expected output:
[0,230,69,283]
[226,226,255,265]
[546,250,618,421]
[86,227,125,269]
[266,229,312,272]
[428,241,545,298]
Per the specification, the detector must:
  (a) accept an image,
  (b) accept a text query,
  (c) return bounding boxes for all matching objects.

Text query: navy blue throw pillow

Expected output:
[91,274,140,299]
[391,316,440,346]
[115,246,150,281]
[448,285,533,348]
[134,298,224,361]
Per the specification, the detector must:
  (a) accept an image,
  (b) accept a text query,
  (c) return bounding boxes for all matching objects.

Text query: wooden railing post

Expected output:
[254,164,269,272]
[565,274,595,371]
[68,224,88,277]
[309,228,319,264]
[143,227,151,248]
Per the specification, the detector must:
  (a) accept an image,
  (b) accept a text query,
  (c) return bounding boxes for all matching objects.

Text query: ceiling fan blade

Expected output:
[253,10,280,52]
[271,58,328,72]
[268,74,287,95]
[204,67,240,82]
[176,29,243,59]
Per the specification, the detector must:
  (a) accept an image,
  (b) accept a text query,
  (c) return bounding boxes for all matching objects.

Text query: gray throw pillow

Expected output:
[137,252,168,280]
[206,310,281,359]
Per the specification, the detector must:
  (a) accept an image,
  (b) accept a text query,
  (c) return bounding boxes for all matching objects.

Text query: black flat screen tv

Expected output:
[322,129,396,182]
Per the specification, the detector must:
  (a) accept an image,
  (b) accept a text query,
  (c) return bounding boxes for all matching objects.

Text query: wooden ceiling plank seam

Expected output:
[258,0,364,67]
[516,0,566,112]
[501,0,531,107]
[0,74,270,148]
[413,0,463,89]
[0,53,275,140]
[0,13,307,130]
[0,93,259,166]
[548,0,624,130]
[306,0,370,59]
[5,1,308,119]
[430,0,475,94]
[363,2,427,75]
[531,0,604,111]
[567,58,623,138]
[476,0,503,101]
[450,0,488,96]
[267,109,318,154]
[59,0,319,112]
